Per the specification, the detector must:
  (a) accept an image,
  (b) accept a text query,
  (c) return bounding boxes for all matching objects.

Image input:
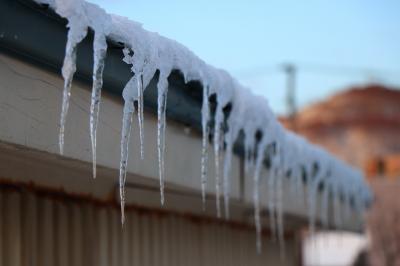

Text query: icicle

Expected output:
[59,20,88,155]
[157,76,169,205]
[295,168,304,203]
[320,180,330,229]
[253,140,266,254]
[342,187,351,223]
[308,168,325,237]
[119,98,135,225]
[137,73,145,160]
[244,143,252,177]
[121,47,146,161]
[268,167,277,242]
[118,76,138,224]
[276,169,285,259]
[213,103,224,218]
[306,170,314,234]
[223,131,234,219]
[275,146,286,259]
[333,182,342,229]
[89,32,107,178]
[201,85,210,208]
[290,168,301,203]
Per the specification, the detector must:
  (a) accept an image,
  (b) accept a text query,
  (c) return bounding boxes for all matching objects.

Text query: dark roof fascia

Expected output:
[0,0,204,131]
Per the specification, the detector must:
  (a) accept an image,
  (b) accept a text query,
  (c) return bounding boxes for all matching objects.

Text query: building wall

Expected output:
[0,186,298,266]
[0,52,364,232]
[0,52,301,265]
[280,85,400,172]
[0,52,241,199]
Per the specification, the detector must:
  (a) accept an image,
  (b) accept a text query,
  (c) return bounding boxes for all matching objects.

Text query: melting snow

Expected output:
[35,0,372,252]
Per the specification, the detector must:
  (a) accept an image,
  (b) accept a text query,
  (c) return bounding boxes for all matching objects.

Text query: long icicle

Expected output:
[244,136,256,184]
[320,180,330,229]
[309,168,327,237]
[201,85,210,208]
[308,179,318,236]
[59,21,87,155]
[119,97,135,225]
[276,154,286,259]
[268,149,278,242]
[253,140,265,254]
[276,175,285,259]
[244,144,252,177]
[90,32,107,178]
[157,77,169,205]
[137,73,145,160]
[268,168,277,242]
[333,182,342,229]
[213,104,224,218]
[223,131,234,219]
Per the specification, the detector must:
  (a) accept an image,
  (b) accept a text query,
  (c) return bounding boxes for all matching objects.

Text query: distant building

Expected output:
[280,84,400,179]
[281,84,400,265]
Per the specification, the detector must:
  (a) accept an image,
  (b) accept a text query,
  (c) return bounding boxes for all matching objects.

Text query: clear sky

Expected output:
[89,0,400,114]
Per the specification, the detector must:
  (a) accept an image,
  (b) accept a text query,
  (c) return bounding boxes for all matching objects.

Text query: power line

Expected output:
[232,62,400,80]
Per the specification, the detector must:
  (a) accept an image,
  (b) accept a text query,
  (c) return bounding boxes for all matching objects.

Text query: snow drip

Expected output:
[36,0,372,251]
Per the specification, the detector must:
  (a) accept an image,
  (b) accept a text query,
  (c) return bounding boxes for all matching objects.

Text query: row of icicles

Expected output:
[56,19,368,255]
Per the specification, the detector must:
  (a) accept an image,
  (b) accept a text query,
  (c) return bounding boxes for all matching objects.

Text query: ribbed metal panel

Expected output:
[0,189,296,266]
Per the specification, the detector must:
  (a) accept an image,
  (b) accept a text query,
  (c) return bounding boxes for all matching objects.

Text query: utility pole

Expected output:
[283,64,297,131]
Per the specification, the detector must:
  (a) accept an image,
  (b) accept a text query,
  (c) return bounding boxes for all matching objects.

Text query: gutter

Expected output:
[0,0,371,220]
[0,0,203,131]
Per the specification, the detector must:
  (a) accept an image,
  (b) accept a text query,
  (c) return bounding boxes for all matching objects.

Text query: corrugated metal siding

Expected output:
[0,189,296,266]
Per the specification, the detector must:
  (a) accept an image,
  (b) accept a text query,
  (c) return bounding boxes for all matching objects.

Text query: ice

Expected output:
[273,144,286,257]
[157,76,169,205]
[222,130,233,219]
[213,102,223,218]
[138,74,145,160]
[119,77,137,224]
[222,115,240,219]
[122,48,148,163]
[59,18,88,155]
[332,180,342,229]
[89,31,107,178]
[307,151,328,236]
[244,137,255,178]
[201,85,210,207]
[320,180,330,228]
[253,138,267,254]
[222,85,246,219]
[119,99,134,225]
[342,187,351,223]
[267,167,277,242]
[276,171,285,259]
[35,0,373,236]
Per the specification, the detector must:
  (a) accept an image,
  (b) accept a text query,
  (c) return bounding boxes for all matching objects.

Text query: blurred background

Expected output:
[89,1,400,265]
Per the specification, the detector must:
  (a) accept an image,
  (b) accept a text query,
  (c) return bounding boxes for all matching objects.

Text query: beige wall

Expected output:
[0,51,364,237]
[0,53,241,198]
[0,52,303,265]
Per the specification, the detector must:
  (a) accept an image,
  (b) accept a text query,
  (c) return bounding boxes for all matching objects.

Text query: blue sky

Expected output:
[90,0,400,114]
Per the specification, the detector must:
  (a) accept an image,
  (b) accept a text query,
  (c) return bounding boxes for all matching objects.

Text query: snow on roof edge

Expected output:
[33,0,372,246]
